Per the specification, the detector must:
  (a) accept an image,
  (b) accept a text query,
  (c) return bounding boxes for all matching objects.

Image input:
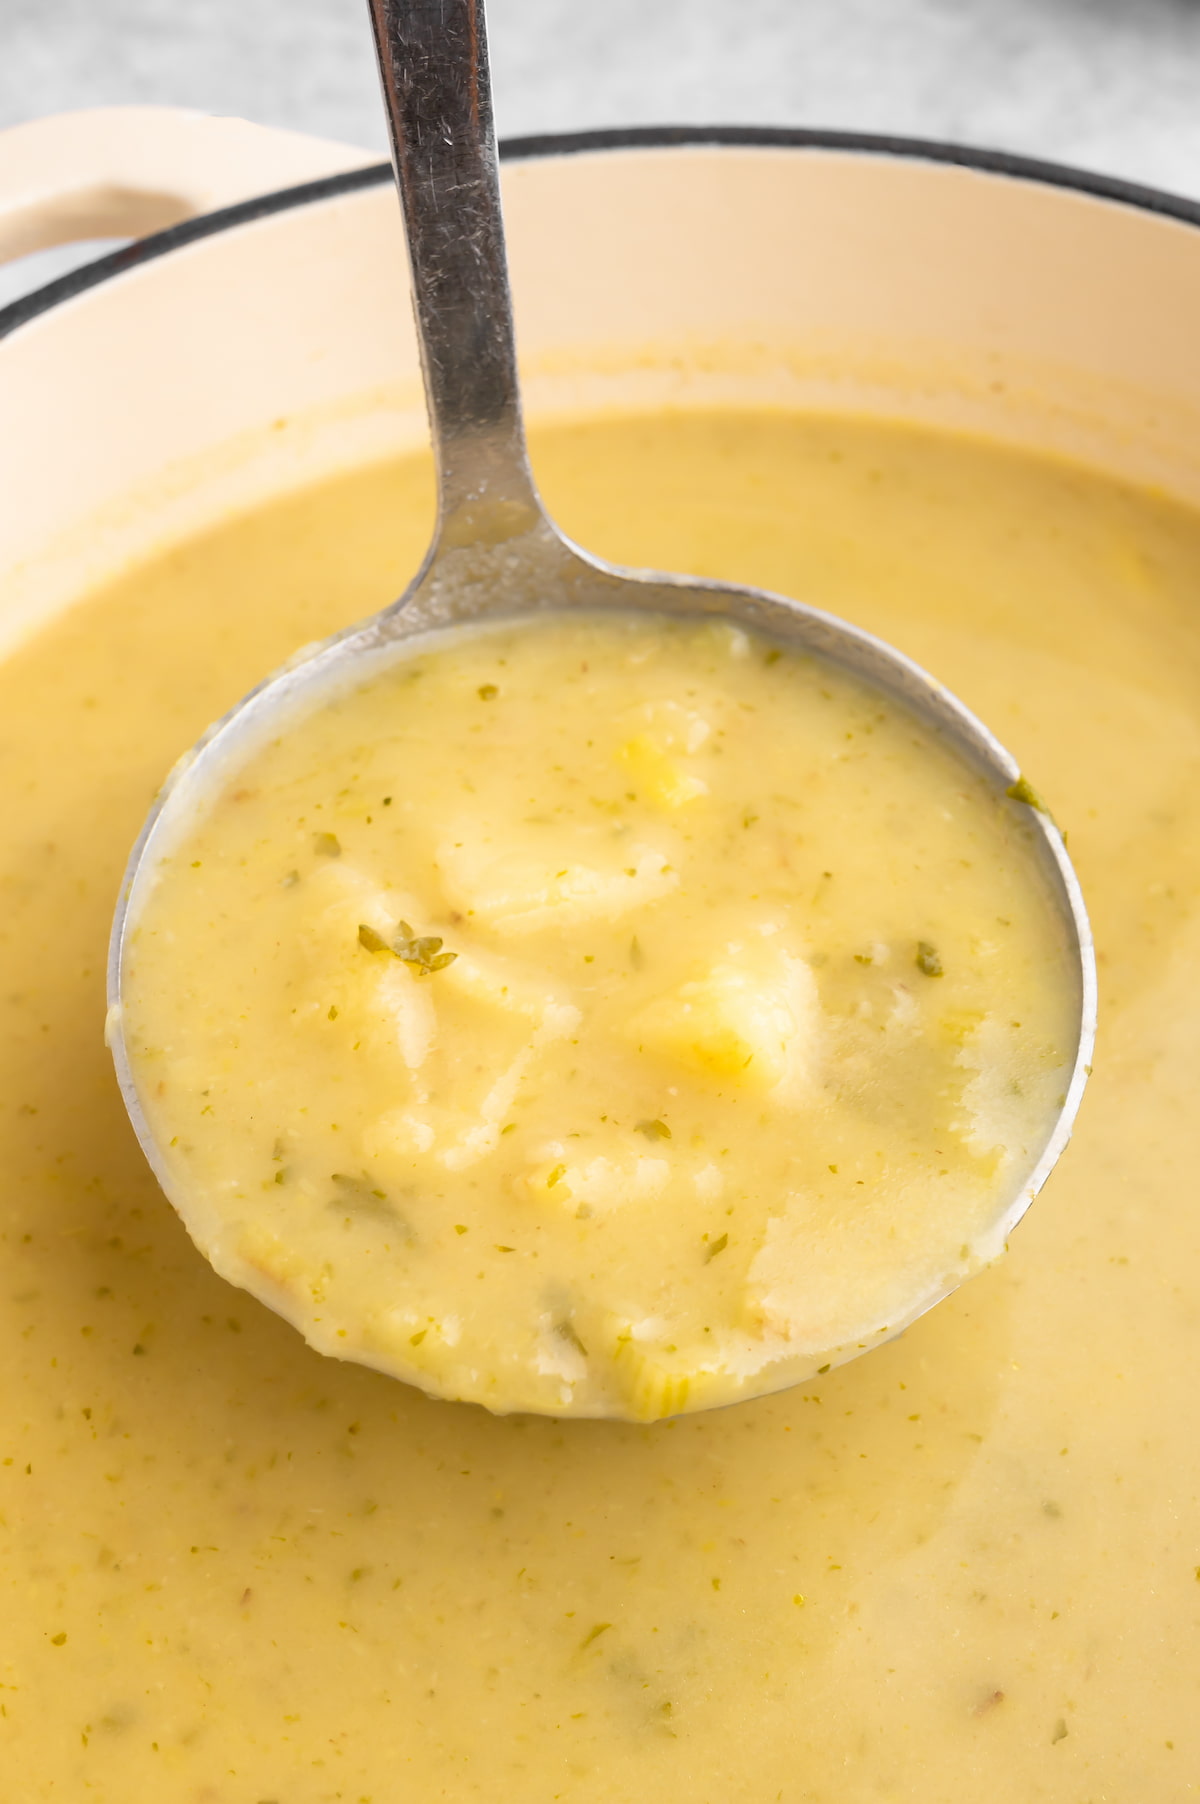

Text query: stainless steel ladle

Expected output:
[107,0,1096,1385]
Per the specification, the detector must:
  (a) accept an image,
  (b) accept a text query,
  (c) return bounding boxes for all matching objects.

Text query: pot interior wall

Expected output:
[3,143,1199,653]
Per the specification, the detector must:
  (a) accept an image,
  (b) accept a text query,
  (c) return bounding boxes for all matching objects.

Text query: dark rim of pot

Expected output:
[3,121,1200,342]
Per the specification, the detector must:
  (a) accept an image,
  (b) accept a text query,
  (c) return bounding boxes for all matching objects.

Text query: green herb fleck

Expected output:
[327,1005,339,1020]
[328,1172,401,1224]
[454,1223,468,1235]
[313,832,342,857]
[580,1622,612,1650]
[547,1164,567,1188]
[1006,774,1048,812]
[764,647,782,666]
[358,919,457,974]
[393,923,457,975]
[704,1233,729,1262]
[817,1363,831,1375]
[477,683,499,700]
[915,940,943,977]
[556,1320,588,1357]
[635,1118,671,1141]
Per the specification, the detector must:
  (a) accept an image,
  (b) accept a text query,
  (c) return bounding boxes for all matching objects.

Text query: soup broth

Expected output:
[1,410,1197,1799]
[120,607,1076,1417]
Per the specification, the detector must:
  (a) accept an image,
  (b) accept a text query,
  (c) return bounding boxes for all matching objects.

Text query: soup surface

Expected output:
[1,409,1197,1800]
[120,610,1076,1417]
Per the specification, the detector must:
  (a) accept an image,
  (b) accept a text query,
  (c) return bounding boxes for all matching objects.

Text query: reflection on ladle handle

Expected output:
[366,0,542,539]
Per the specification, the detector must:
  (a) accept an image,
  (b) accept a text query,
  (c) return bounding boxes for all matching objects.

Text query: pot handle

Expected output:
[0,105,381,265]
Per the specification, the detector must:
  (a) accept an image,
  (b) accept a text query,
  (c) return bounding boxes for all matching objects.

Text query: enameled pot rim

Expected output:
[3,122,1200,344]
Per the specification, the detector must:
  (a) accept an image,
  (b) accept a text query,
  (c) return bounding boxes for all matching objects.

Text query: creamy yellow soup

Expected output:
[121,611,1076,1418]
[1,410,1198,1801]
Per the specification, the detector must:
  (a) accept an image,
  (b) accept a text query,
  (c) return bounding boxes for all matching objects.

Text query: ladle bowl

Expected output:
[106,0,1096,1410]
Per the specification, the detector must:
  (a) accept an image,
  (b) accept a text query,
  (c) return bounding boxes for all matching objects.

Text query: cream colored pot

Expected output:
[3,105,1200,656]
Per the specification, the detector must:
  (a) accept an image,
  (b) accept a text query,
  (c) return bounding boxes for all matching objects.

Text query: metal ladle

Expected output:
[107,0,1096,1397]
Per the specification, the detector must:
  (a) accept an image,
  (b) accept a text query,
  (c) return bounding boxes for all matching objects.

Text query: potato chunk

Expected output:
[521,1149,671,1215]
[292,861,438,1071]
[437,833,677,935]
[617,700,711,809]
[628,948,819,1094]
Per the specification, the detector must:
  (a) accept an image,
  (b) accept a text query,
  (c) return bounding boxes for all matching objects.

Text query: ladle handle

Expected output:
[367,0,540,540]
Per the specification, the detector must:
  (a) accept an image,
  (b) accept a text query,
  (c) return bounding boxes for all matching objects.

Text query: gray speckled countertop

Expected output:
[5,0,1200,188]
[2,0,1199,304]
